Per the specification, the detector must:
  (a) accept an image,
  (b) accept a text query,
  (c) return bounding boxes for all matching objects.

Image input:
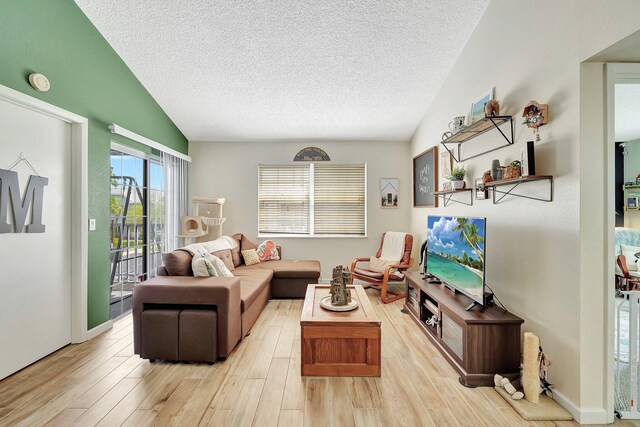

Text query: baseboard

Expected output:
[553,389,609,424]
[84,320,114,341]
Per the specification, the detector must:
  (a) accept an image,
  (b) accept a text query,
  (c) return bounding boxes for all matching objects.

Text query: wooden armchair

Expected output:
[350,233,414,304]
[617,254,640,292]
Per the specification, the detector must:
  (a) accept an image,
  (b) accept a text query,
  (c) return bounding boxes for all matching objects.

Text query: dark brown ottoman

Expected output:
[140,309,179,361]
[179,308,217,363]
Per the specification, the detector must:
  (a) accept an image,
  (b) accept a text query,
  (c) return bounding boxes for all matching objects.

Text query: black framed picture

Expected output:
[413,146,438,207]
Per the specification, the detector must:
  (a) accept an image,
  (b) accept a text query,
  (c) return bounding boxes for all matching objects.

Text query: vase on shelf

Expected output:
[491,160,500,180]
[451,180,465,190]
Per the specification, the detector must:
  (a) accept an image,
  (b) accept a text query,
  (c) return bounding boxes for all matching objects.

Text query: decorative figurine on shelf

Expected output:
[483,170,493,184]
[522,101,549,142]
[425,315,438,328]
[330,265,352,306]
[484,99,500,117]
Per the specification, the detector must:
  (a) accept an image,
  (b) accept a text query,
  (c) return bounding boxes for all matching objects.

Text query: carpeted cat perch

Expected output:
[494,332,572,421]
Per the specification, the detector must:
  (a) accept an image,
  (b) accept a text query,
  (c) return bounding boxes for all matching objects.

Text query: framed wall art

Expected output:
[380,178,399,208]
[469,87,494,124]
[413,146,438,207]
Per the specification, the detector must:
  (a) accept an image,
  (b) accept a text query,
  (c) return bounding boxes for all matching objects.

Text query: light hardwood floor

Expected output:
[0,289,637,427]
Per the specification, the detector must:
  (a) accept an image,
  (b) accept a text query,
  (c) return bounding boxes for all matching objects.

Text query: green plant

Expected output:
[448,166,466,181]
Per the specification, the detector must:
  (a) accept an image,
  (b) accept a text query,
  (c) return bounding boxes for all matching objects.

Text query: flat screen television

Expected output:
[426,215,486,308]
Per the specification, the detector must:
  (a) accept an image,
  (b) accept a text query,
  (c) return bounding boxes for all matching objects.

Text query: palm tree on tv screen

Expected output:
[453,218,484,265]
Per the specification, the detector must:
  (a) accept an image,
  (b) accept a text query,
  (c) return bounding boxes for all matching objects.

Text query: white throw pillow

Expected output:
[192,251,218,277]
[209,254,234,277]
[622,244,640,271]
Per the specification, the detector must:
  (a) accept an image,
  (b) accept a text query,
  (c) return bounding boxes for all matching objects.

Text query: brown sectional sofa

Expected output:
[133,233,320,363]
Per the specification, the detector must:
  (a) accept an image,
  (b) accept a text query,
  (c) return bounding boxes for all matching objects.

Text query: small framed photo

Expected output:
[469,87,494,124]
[628,196,638,209]
[380,178,399,208]
[475,178,488,200]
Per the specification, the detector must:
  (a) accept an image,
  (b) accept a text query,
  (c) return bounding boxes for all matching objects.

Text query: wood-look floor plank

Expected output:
[304,378,330,427]
[41,408,85,427]
[137,364,192,411]
[69,355,143,408]
[0,356,127,426]
[69,377,140,426]
[328,378,355,427]
[201,409,231,427]
[278,409,304,427]
[350,378,381,409]
[121,409,157,427]
[152,378,201,425]
[352,408,382,427]
[95,364,181,426]
[248,326,281,379]
[252,357,289,427]
[225,378,265,427]
[281,335,305,410]
[171,362,232,426]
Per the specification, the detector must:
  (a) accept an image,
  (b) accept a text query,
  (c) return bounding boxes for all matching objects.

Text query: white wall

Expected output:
[410,0,640,421]
[189,140,411,277]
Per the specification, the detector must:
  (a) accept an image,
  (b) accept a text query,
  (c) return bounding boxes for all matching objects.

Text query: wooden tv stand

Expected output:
[404,271,523,387]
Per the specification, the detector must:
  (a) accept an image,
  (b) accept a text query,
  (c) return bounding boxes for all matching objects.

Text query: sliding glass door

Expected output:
[109,146,165,319]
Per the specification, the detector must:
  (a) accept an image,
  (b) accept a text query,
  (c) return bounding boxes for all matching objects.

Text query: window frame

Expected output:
[257,163,367,238]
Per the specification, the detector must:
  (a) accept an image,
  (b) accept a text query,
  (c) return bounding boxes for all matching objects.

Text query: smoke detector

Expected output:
[28,73,50,92]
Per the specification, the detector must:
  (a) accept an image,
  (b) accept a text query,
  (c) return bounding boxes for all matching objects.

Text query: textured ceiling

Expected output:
[616,84,640,141]
[75,0,489,142]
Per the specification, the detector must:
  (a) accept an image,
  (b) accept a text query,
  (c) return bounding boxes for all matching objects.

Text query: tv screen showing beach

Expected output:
[426,216,485,302]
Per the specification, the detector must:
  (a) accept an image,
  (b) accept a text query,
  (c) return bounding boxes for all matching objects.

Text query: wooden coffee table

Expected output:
[300,284,381,376]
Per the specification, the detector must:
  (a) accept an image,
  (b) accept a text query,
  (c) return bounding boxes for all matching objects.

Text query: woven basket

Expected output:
[503,166,521,180]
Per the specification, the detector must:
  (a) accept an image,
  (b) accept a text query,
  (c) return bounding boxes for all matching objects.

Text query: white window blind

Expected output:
[258,163,366,237]
[258,164,310,234]
[314,164,366,235]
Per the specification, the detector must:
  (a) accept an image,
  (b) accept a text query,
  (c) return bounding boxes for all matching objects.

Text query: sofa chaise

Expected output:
[132,233,320,363]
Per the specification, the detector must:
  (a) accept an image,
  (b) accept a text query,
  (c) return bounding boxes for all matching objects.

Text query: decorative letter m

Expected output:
[0,169,48,233]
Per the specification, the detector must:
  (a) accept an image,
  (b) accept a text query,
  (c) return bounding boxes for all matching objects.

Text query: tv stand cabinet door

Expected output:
[440,311,464,362]
[466,323,522,383]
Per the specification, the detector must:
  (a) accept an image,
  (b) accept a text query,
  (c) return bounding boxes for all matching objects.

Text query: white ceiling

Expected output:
[616,84,640,142]
[76,0,489,142]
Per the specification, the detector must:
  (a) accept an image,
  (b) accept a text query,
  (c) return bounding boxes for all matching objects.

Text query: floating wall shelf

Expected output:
[432,188,473,206]
[441,116,514,163]
[484,175,553,204]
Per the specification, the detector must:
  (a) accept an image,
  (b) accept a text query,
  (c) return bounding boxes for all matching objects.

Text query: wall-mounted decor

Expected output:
[627,196,638,209]
[522,101,549,142]
[469,87,494,124]
[380,178,399,208]
[294,147,330,161]
[413,146,438,207]
[0,154,48,233]
[520,141,536,176]
[440,151,452,187]
[475,178,487,200]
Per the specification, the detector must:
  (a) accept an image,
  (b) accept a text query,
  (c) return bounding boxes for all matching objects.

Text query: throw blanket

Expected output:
[379,231,407,262]
[179,235,237,255]
[368,232,407,277]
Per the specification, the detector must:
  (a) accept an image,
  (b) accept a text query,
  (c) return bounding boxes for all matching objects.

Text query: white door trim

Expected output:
[606,63,640,421]
[0,83,90,343]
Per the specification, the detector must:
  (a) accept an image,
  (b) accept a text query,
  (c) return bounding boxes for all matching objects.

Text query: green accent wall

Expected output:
[0,0,188,329]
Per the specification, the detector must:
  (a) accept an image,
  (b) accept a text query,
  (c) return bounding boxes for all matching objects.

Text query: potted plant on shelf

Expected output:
[448,166,466,190]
